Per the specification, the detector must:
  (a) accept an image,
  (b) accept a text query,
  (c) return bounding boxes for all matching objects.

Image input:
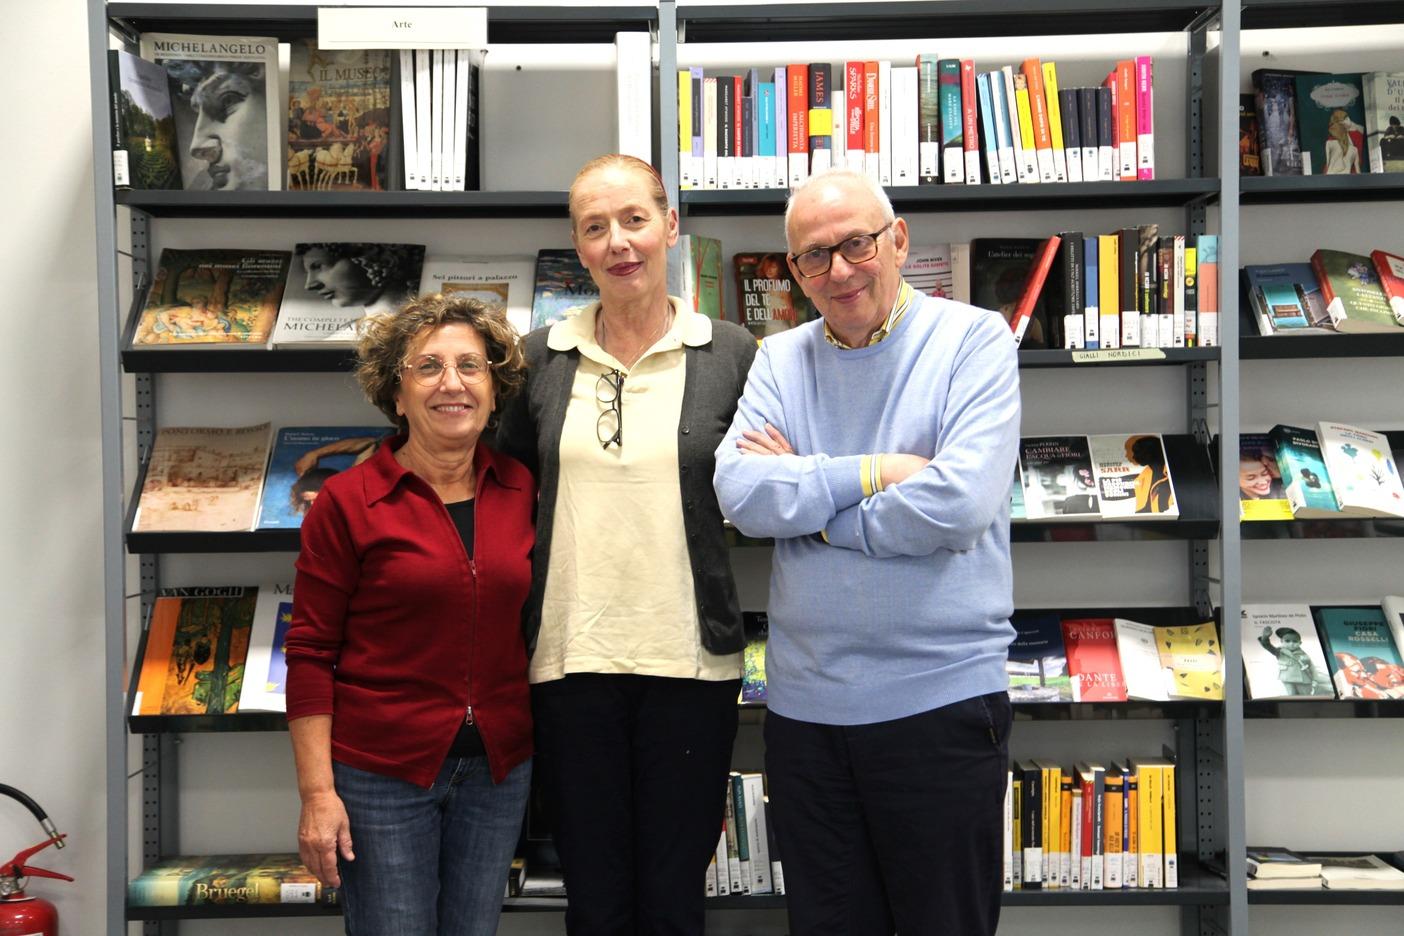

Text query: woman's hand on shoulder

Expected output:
[298,789,354,888]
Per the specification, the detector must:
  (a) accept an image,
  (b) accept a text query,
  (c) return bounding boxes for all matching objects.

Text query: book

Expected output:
[1007,613,1073,702]
[1061,618,1127,702]
[1363,71,1404,173]
[1243,263,1333,335]
[1247,848,1323,880]
[417,256,536,337]
[1315,421,1404,518]
[1239,93,1262,176]
[1294,74,1367,175]
[132,587,258,716]
[139,33,281,191]
[679,235,725,320]
[1270,424,1340,519]
[971,238,1053,349]
[1238,433,1293,520]
[1253,69,1317,177]
[1314,606,1404,700]
[614,31,651,162]
[531,249,599,331]
[128,853,336,906]
[1113,618,1169,702]
[1384,596,1404,667]
[238,583,294,713]
[901,246,954,300]
[1311,249,1398,333]
[133,249,290,347]
[108,49,181,190]
[1196,235,1219,347]
[1313,854,1404,890]
[733,252,815,340]
[271,243,426,347]
[1010,465,1026,521]
[287,41,392,191]
[1010,236,1062,346]
[1088,433,1178,518]
[1018,436,1100,519]
[1369,249,1404,325]
[132,424,272,533]
[741,612,768,704]
[1241,606,1341,700]
[1156,622,1224,700]
[256,427,392,529]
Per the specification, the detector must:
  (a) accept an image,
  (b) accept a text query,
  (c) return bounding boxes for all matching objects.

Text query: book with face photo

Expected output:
[1238,433,1293,521]
[139,33,282,191]
[1088,433,1178,519]
[271,243,426,347]
[733,252,816,340]
[1241,604,1334,700]
[1018,436,1101,519]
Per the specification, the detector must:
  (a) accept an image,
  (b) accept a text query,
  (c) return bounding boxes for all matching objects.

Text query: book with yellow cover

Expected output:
[1098,234,1121,349]
[1157,622,1225,700]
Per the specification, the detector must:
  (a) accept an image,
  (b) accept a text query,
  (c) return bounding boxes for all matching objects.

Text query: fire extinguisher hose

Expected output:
[0,784,63,849]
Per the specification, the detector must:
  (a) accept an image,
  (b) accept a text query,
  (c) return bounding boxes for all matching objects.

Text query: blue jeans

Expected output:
[333,756,530,936]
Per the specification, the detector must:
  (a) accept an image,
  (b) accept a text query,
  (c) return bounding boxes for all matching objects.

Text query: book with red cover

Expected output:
[1062,618,1129,702]
[1370,249,1404,325]
[1011,235,1062,345]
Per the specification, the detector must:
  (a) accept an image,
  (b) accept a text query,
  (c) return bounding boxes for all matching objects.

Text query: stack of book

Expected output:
[1319,854,1404,890]
[1244,248,1404,336]
[1245,848,1323,890]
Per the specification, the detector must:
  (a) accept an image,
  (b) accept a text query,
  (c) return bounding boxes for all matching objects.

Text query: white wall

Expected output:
[5,2,1400,934]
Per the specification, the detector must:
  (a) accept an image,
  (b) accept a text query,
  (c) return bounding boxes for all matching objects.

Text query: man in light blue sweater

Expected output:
[713,168,1019,936]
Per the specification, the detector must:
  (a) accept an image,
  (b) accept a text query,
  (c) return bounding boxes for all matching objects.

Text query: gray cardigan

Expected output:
[494,311,758,658]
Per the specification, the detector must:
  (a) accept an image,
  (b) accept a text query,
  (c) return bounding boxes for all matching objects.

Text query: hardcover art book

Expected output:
[128,853,337,906]
[256,427,392,529]
[1238,433,1293,521]
[970,238,1053,349]
[132,424,272,533]
[139,32,281,191]
[1018,436,1100,519]
[733,252,815,340]
[1061,617,1127,702]
[132,249,290,347]
[1087,433,1178,518]
[1314,606,1404,700]
[131,587,257,717]
[1006,613,1073,702]
[238,583,294,713]
[531,249,599,331]
[1240,604,1334,700]
[1294,74,1368,175]
[417,256,535,337]
[271,243,425,347]
[1269,424,1339,519]
[1315,421,1404,518]
[108,49,181,190]
[1363,71,1404,173]
[287,41,392,191]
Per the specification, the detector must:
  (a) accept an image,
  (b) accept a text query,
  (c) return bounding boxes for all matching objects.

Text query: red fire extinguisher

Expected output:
[0,784,71,936]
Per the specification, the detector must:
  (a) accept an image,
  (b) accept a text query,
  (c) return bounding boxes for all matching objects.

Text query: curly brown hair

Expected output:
[355,294,526,432]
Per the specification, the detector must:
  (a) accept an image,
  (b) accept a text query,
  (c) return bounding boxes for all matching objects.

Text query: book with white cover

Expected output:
[901,246,954,300]
[272,243,425,347]
[1113,618,1170,701]
[1383,596,1404,665]
[398,49,419,190]
[1315,421,1404,518]
[1088,433,1179,519]
[417,256,535,337]
[1313,854,1404,890]
[1241,604,1335,700]
[615,31,652,162]
[239,582,294,713]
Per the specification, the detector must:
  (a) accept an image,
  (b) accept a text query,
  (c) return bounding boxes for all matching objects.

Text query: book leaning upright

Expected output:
[132,424,272,532]
[1315,421,1404,518]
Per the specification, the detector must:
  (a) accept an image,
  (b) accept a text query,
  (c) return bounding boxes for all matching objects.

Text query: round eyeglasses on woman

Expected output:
[401,353,495,387]
[596,369,624,449]
[789,225,891,278]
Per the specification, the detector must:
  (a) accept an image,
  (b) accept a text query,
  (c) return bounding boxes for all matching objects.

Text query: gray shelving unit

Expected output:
[85,1,1398,934]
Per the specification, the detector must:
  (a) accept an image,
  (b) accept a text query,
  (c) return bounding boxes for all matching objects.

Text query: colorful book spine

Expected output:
[759,81,777,190]
[1196,235,1218,346]
[1098,233,1121,348]
[678,69,694,189]
[1097,86,1115,181]
[1013,74,1040,183]
[807,63,832,174]
[1002,65,1033,183]
[772,67,788,188]
[939,59,964,183]
[703,77,719,190]
[1117,60,1137,180]
[1042,61,1069,182]
[787,64,808,187]
[976,71,1002,185]
[1022,59,1057,183]
[917,54,941,184]
[1183,246,1198,346]
[1135,56,1155,180]
[961,59,981,184]
[1083,234,1100,348]
[990,70,1019,184]
[846,61,866,173]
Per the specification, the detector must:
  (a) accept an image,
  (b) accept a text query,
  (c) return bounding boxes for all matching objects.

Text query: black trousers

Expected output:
[764,691,1013,936]
[532,673,740,936]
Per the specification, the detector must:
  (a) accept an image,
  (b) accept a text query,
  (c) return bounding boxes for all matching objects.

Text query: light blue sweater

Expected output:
[714,288,1021,725]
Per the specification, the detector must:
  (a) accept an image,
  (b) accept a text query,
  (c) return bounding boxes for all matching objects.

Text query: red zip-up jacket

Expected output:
[285,436,534,788]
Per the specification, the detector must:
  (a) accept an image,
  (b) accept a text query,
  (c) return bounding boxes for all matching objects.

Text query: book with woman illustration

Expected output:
[256,427,393,529]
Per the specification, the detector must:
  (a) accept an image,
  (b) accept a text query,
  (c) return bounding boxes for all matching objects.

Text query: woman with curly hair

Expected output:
[284,294,534,936]
[292,242,424,318]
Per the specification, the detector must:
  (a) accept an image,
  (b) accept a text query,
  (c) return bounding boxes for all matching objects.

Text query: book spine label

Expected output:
[1097,86,1115,181]
[976,72,1002,185]
[990,70,1018,184]
[1117,60,1137,180]
[878,60,893,186]
[1079,86,1100,182]
[703,77,719,190]
[1098,234,1121,348]
[1136,56,1155,180]
[1059,87,1083,183]
[1022,59,1057,183]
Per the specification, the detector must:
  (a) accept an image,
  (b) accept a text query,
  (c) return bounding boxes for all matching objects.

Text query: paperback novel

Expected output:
[732,252,815,340]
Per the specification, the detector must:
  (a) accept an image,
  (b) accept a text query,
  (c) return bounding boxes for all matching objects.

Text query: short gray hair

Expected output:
[783,167,896,251]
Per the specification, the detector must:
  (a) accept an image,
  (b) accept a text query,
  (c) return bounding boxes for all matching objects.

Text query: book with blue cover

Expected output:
[1007,612,1073,702]
[1314,606,1404,700]
[256,427,392,529]
[1269,424,1340,518]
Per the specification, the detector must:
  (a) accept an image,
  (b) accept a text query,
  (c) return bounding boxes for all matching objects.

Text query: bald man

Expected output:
[714,168,1021,936]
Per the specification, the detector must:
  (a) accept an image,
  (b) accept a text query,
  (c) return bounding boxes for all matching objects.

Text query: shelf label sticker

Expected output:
[317,7,488,49]
[1070,348,1168,364]
[281,882,318,903]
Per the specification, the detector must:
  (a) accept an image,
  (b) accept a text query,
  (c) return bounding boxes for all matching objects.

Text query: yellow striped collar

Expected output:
[823,279,915,349]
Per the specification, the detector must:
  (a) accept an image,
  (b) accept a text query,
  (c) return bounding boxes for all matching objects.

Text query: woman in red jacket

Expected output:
[284,294,534,936]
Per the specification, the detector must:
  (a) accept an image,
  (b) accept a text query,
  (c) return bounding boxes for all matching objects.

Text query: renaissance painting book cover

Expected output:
[256,427,391,529]
[287,41,392,191]
[131,587,256,717]
[418,256,536,337]
[132,424,272,532]
[128,853,337,906]
[133,249,290,346]
[531,249,599,331]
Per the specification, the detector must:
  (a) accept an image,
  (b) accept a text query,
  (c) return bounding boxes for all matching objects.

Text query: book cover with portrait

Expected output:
[1293,73,1367,176]
[133,248,290,346]
[1241,604,1334,700]
[256,427,392,529]
[139,32,281,191]
[1238,432,1293,521]
[1088,433,1178,519]
[287,41,392,192]
[271,243,425,347]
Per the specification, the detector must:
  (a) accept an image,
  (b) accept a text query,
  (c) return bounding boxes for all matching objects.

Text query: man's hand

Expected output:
[880,454,930,489]
[737,423,794,456]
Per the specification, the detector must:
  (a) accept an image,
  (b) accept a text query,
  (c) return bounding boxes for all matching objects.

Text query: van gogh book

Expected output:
[131,587,257,716]
[417,256,535,337]
[256,427,391,529]
[132,425,272,532]
[133,249,290,346]
[238,583,294,713]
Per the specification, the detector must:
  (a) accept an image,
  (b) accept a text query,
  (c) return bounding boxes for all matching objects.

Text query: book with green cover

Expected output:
[1269,424,1339,519]
[1294,73,1368,175]
[1311,249,1398,333]
[128,854,338,906]
[1314,606,1404,700]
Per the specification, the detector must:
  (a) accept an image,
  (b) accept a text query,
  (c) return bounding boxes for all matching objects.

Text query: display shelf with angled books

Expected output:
[681,179,1221,217]
[1239,174,1404,206]
[1238,301,1404,360]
